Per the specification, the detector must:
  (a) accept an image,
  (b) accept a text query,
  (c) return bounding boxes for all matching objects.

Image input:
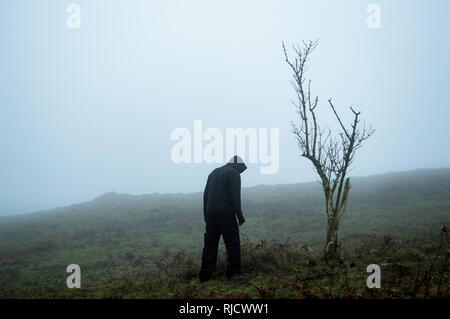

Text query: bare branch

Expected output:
[284,40,374,258]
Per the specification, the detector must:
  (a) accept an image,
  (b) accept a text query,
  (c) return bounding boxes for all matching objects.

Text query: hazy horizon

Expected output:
[1,1,450,216]
[1,166,448,217]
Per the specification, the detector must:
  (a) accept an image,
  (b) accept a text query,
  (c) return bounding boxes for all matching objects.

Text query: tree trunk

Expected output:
[324,217,339,259]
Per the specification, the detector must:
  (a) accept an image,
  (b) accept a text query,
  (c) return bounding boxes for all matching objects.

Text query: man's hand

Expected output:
[238,216,245,226]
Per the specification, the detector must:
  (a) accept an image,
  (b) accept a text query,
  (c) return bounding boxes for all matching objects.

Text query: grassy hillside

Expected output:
[0,168,449,298]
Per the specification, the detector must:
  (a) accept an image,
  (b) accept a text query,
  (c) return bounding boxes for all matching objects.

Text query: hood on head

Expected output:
[225,155,247,174]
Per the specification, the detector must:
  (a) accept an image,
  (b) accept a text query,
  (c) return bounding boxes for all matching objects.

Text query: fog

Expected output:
[0,0,449,216]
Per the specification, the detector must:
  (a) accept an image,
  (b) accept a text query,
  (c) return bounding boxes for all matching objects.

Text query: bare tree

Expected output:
[283,40,375,258]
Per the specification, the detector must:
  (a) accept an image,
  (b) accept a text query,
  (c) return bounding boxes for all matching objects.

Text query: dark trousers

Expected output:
[199,211,241,280]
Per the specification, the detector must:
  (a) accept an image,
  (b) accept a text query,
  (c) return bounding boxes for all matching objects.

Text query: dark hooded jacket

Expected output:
[203,156,247,224]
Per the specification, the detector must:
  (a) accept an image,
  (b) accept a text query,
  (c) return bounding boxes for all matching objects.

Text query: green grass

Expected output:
[0,168,449,298]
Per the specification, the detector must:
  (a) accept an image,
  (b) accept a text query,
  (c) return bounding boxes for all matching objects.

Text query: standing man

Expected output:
[199,155,250,282]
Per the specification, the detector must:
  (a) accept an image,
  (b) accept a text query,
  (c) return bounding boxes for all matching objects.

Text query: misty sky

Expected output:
[1,0,449,216]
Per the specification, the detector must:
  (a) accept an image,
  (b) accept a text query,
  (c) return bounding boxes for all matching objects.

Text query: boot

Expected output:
[228,274,250,282]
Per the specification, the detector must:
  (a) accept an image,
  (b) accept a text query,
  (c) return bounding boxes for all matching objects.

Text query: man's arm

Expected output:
[203,176,210,221]
[229,171,245,225]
